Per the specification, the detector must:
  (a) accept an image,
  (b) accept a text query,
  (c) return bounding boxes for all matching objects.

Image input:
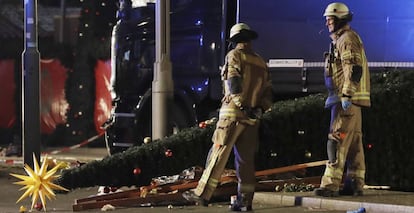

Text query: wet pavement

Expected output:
[1,147,414,213]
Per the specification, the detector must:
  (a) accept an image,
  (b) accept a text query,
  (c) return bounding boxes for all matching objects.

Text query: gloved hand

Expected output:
[325,94,340,108]
[341,96,352,110]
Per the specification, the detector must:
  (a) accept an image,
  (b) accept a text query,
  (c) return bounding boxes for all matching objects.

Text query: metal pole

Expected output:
[236,0,240,23]
[22,0,41,167]
[152,0,173,140]
[59,0,66,43]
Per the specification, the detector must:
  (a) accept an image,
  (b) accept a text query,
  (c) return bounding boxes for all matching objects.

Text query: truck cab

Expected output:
[106,0,237,154]
[106,0,414,154]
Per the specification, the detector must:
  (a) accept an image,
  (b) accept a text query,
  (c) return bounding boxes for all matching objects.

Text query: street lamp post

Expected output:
[22,0,41,167]
[152,0,173,140]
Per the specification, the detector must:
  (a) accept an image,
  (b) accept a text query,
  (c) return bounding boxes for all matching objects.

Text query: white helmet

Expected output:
[323,2,352,20]
[229,23,258,42]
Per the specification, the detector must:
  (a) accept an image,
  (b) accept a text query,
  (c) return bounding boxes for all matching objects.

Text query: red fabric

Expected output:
[0,59,16,128]
[2,59,109,136]
[40,59,69,134]
[94,60,112,134]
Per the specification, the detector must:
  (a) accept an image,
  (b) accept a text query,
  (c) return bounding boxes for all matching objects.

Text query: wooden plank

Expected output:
[75,180,198,205]
[75,188,140,204]
[254,160,327,177]
[73,160,326,211]
[154,180,198,193]
[73,192,185,211]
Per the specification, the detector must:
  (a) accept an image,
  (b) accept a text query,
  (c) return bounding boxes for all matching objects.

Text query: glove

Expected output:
[341,96,352,110]
[325,94,340,108]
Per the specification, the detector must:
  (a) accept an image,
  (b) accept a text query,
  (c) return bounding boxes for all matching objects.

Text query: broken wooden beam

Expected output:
[73,192,185,211]
[72,160,326,211]
[255,160,327,178]
[75,188,140,204]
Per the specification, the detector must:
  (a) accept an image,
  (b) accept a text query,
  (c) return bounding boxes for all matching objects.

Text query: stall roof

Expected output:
[0,3,80,39]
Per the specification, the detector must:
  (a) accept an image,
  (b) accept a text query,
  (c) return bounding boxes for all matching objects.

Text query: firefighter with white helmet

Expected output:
[229,23,258,43]
[183,23,272,212]
[323,2,353,20]
[314,2,371,197]
[323,2,353,33]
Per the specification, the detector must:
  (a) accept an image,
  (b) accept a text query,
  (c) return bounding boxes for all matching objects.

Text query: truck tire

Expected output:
[135,101,195,143]
[105,128,133,155]
[105,101,196,155]
[105,114,139,155]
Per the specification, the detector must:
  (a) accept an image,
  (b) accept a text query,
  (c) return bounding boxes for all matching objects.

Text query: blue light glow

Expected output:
[199,35,203,47]
[195,20,203,26]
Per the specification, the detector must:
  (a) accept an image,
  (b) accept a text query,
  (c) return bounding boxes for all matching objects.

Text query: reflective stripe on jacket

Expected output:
[329,25,371,107]
[221,43,273,116]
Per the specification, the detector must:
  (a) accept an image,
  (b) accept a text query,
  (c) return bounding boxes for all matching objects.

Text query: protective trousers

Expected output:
[194,120,258,203]
[321,104,366,191]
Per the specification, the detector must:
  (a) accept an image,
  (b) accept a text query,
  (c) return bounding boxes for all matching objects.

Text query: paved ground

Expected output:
[0,165,342,213]
[1,147,414,213]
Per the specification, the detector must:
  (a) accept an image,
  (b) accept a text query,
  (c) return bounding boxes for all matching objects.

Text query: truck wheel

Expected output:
[136,102,195,143]
[105,102,195,155]
[105,125,137,155]
[105,113,140,155]
[168,103,195,134]
[105,129,123,155]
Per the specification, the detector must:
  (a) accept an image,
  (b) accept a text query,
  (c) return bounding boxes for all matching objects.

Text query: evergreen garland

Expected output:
[58,70,414,191]
[61,0,115,145]
[59,125,214,189]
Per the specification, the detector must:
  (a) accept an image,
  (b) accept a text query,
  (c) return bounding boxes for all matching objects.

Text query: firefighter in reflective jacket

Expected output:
[183,23,272,211]
[314,2,371,197]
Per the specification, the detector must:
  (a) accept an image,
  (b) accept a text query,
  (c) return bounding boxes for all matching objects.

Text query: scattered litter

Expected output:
[346,207,366,213]
[97,186,123,195]
[101,204,115,211]
[140,203,151,207]
[151,166,203,186]
[73,162,324,211]
[364,185,391,190]
[19,205,26,213]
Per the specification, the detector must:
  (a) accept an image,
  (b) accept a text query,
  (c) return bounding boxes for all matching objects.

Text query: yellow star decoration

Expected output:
[10,154,69,211]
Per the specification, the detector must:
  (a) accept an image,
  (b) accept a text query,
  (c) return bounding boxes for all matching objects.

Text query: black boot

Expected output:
[182,190,209,206]
[314,187,339,197]
[339,177,363,196]
[230,193,253,212]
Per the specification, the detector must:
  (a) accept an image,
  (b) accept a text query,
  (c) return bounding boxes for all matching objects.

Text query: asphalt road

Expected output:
[0,165,344,213]
[4,147,413,213]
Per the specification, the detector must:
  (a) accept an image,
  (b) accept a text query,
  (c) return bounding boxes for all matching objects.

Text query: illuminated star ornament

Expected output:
[10,154,69,211]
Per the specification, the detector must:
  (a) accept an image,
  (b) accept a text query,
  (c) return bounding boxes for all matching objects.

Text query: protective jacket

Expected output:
[326,25,370,107]
[194,43,272,204]
[220,43,273,118]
